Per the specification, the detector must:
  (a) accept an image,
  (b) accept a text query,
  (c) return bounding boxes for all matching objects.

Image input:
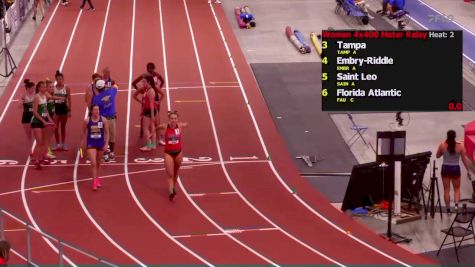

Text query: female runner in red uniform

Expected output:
[158,110,187,200]
[133,75,157,151]
[132,63,165,141]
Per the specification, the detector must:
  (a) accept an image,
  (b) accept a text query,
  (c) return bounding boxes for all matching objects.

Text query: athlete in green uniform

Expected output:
[44,79,57,159]
[31,81,55,169]
[20,79,36,155]
[52,70,72,151]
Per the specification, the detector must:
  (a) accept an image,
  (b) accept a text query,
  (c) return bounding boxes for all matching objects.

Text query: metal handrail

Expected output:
[0,207,118,266]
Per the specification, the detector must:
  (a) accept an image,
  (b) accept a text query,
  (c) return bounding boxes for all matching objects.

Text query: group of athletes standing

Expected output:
[21,63,186,200]
[21,71,70,168]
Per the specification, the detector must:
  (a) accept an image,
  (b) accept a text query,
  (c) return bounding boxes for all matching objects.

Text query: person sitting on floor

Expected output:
[378,0,405,16]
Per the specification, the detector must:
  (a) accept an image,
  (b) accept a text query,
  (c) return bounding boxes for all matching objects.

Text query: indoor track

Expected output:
[0,0,435,265]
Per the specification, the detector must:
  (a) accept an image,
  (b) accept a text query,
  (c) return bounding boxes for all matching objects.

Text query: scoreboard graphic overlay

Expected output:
[321,30,462,111]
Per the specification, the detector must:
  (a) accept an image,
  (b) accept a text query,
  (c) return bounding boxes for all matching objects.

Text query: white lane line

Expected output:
[71,0,146,265]
[172,227,278,238]
[0,160,268,197]
[209,4,412,267]
[182,1,346,266]
[121,0,214,265]
[188,192,237,197]
[178,0,280,266]
[20,4,83,266]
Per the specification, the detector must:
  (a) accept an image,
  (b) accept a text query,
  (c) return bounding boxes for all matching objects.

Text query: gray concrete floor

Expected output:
[0,0,45,97]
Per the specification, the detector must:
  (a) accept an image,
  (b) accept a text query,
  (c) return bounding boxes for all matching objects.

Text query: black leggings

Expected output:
[80,0,93,8]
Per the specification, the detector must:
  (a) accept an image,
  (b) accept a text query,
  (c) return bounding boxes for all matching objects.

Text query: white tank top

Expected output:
[23,93,35,104]
[38,94,47,105]
[54,85,67,104]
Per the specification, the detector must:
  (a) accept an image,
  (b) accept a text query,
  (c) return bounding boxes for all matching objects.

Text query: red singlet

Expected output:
[142,88,156,110]
[164,124,182,153]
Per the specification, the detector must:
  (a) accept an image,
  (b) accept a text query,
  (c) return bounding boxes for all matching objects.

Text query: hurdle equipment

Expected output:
[294,30,311,53]
[285,26,306,54]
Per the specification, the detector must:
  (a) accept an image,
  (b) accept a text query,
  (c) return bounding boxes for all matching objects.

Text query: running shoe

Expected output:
[62,144,69,151]
[140,145,152,152]
[92,179,98,191]
[88,7,95,11]
[103,154,110,162]
[52,144,61,151]
[109,152,115,160]
[34,161,42,170]
[96,177,102,188]
[46,152,56,159]
[158,139,166,146]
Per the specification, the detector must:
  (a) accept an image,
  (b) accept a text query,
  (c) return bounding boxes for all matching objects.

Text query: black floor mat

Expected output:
[251,62,358,173]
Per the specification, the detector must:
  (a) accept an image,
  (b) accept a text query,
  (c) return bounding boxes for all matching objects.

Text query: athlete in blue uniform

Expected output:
[82,104,109,191]
[91,78,118,162]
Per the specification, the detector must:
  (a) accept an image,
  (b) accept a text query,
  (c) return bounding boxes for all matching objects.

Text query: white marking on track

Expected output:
[229,156,257,161]
[5,228,26,232]
[209,3,413,267]
[172,227,278,238]
[188,191,237,197]
[19,3,83,265]
[120,0,214,265]
[70,0,146,265]
[177,1,279,266]
[0,160,268,197]
[32,189,75,194]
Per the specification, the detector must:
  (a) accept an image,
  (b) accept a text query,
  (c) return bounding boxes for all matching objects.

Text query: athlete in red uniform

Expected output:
[158,110,187,201]
[133,75,157,151]
[132,62,165,141]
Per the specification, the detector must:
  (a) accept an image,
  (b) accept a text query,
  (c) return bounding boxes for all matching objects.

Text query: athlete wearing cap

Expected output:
[85,73,102,107]
[91,79,118,162]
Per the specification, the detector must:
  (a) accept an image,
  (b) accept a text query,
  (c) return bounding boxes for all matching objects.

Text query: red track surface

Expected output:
[0,0,436,265]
